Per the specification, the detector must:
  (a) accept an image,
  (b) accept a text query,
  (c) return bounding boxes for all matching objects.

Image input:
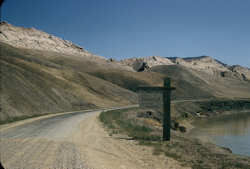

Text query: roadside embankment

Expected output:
[99,101,250,169]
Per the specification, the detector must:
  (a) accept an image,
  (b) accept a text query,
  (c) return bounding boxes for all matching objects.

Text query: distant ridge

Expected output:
[0,21,104,60]
[121,55,250,80]
[1,22,250,123]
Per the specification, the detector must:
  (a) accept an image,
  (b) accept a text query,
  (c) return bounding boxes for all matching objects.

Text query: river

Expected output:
[190,112,250,156]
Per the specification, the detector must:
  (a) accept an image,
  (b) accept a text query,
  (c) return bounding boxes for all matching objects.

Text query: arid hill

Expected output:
[121,56,250,99]
[1,22,250,122]
[0,22,100,59]
[0,42,138,122]
[121,55,250,80]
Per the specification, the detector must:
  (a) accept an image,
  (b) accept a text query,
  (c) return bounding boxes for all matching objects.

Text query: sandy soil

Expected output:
[0,110,187,169]
[70,111,189,169]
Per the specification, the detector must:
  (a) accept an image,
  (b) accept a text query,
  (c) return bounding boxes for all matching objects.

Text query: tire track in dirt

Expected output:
[0,108,187,169]
[0,111,91,169]
[70,111,189,169]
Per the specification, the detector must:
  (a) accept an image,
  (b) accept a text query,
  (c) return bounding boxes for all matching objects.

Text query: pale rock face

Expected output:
[169,56,229,75]
[1,22,249,78]
[121,56,174,67]
[122,55,228,74]
[0,22,104,60]
[121,55,249,80]
[230,65,250,80]
[0,22,135,71]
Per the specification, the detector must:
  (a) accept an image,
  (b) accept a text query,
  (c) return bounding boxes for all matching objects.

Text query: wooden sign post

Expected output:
[137,78,175,141]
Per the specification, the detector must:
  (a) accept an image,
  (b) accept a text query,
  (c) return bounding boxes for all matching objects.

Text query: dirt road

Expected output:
[0,109,187,169]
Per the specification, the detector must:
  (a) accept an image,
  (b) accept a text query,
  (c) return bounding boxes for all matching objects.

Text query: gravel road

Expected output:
[0,110,95,169]
[0,106,186,169]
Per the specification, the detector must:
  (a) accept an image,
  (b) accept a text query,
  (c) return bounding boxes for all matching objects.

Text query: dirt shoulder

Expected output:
[98,108,250,169]
[2,105,249,169]
[71,111,188,169]
[2,108,185,169]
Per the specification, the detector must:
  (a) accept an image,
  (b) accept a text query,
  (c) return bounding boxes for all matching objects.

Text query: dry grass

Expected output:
[100,108,250,169]
[0,42,137,122]
[151,65,250,99]
[2,41,250,124]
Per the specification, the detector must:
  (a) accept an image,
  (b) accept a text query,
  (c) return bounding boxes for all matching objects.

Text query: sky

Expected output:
[2,0,250,67]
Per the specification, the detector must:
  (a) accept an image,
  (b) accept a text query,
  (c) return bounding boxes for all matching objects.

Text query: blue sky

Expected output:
[2,0,250,67]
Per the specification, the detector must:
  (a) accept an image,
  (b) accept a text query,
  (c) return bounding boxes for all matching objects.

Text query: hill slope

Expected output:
[0,42,137,122]
[1,22,250,123]
[121,55,250,99]
[121,55,250,81]
[0,22,101,59]
[151,64,250,99]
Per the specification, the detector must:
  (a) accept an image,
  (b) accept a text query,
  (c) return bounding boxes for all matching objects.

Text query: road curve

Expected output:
[0,106,137,169]
[0,105,189,169]
[0,100,206,168]
[0,110,96,169]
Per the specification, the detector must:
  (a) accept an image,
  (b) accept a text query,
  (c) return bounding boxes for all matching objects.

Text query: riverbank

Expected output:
[172,99,250,131]
[189,111,250,157]
[99,102,250,169]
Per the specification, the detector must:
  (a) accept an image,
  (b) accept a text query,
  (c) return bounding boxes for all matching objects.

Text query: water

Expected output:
[190,112,250,156]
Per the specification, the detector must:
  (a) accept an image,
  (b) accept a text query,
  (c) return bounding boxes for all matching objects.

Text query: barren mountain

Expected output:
[0,22,101,59]
[0,22,133,71]
[1,22,250,123]
[121,55,250,81]
[0,42,137,122]
[151,65,250,99]
[168,56,228,73]
[120,56,174,71]
[229,65,250,80]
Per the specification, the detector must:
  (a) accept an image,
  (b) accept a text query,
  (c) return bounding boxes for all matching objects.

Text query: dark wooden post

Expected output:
[137,78,175,141]
[163,78,171,141]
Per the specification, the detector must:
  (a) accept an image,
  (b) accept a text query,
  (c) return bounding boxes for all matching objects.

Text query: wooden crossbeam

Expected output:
[136,87,176,92]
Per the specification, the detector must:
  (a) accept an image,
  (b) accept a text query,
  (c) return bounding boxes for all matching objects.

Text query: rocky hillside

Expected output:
[0,22,101,59]
[1,22,250,123]
[121,55,250,81]
[0,22,133,71]
[120,56,174,71]
[168,56,228,73]
[229,65,250,80]
[151,65,250,99]
[0,42,137,122]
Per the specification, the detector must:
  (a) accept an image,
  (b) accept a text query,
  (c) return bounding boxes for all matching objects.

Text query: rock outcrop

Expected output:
[121,56,174,72]
[168,56,228,73]
[0,21,103,59]
[229,65,250,80]
[121,55,250,81]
